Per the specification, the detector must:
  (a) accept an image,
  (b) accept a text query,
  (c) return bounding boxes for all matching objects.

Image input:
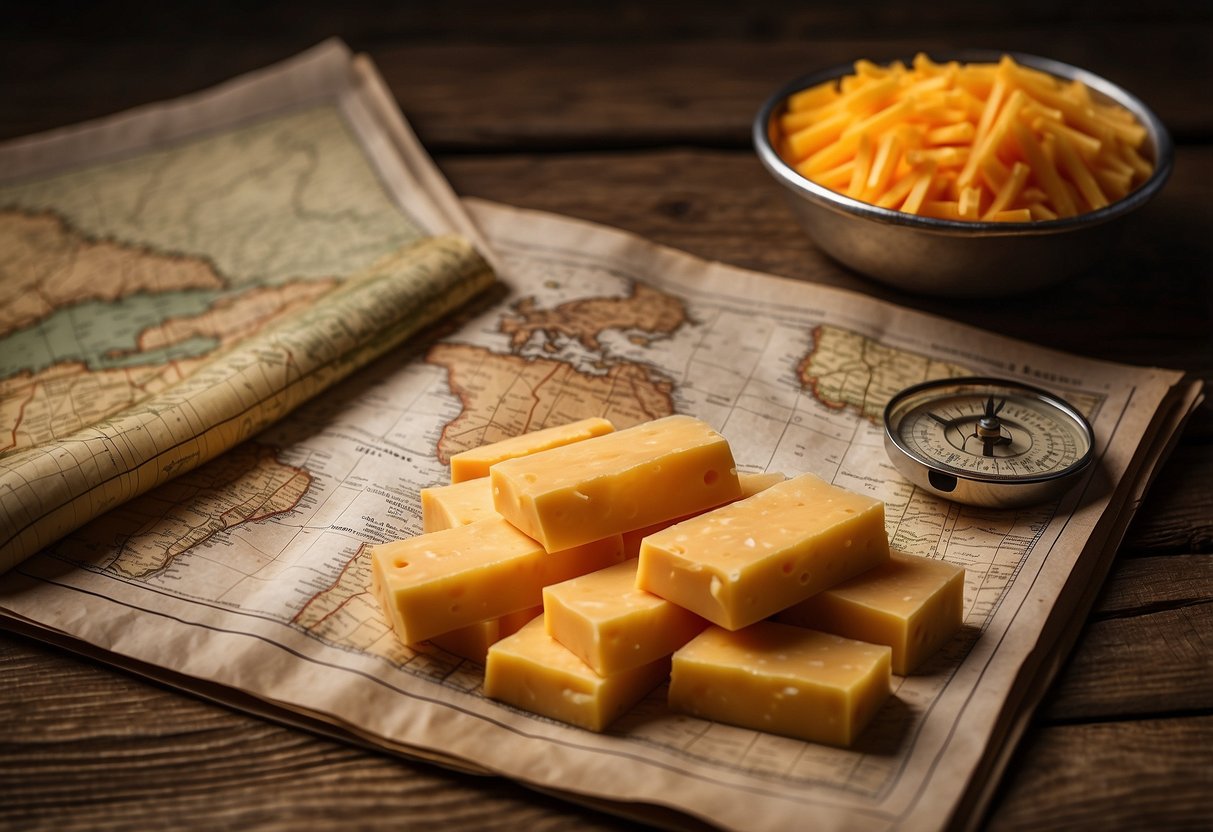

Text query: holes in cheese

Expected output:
[774,53,1155,220]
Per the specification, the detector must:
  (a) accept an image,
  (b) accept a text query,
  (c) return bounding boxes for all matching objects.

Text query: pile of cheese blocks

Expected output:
[370,415,964,747]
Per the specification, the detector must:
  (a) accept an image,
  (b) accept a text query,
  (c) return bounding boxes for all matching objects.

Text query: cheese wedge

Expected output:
[620,471,787,558]
[449,417,615,483]
[371,518,624,645]
[431,606,543,665]
[778,550,965,674]
[543,559,708,676]
[491,414,741,552]
[485,616,670,732]
[421,477,495,533]
[636,473,889,630]
[669,621,891,747]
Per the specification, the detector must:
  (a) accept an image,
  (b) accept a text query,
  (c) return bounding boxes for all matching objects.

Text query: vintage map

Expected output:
[0,104,424,454]
[0,44,1199,832]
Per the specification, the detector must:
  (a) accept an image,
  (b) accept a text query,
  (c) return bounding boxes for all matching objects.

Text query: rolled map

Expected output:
[0,234,495,572]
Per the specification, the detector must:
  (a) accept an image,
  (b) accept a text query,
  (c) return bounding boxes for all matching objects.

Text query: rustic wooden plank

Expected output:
[1033,554,1213,722]
[986,715,1213,830]
[1124,444,1213,553]
[1095,554,1213,615]
[1043,598,1213,720]
[0,633,630,832]
[2,28,1210,145]
[380,34,1213,148]
[5,0,1205,45]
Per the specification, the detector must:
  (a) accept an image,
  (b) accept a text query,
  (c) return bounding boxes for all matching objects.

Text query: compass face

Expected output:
[884,377,1094,506]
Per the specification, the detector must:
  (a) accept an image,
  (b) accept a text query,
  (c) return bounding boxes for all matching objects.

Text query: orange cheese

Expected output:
[775,53,1155,220]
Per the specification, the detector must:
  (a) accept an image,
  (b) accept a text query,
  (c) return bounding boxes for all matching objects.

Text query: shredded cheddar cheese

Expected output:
[775,54,1154,221]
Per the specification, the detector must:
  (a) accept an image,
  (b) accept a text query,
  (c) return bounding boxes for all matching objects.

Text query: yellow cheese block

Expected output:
[449,417,615,483]
[621,471,786,558]
[422,469,775,542]
[431,606,542,665]
[669,621,891,747]
[421,477,495,533]
[420,470,781,542]
[778,550,965,674]
[543,559,708,676]
[484,615,671,732]
[636,472,890,630]
[371,518,625,645]
[491,414,741,553]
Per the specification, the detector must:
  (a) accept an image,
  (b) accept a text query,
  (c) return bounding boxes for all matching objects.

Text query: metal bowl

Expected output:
[753,51,1173,296]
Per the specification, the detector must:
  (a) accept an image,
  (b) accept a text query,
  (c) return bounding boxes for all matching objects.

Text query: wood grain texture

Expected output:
[986,716,1213,831]
[1124,445,1213,552]
[1094,555,1213,615]
[1044,596,1213,720]
[5,0,1206,44]
[3,21,1211,144]
[1037,554,1213,722]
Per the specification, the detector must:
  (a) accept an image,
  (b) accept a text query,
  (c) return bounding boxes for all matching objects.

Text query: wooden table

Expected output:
[2,4,1210,829]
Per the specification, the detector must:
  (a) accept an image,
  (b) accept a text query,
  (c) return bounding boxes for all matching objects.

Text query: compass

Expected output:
[883,376,1095,508]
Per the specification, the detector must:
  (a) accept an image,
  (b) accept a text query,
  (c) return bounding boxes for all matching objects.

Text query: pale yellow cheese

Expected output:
[636,473,890,630]
[668,621,891,747]
[543,559,708,676]
[449,417,615,483]
[371,518,624,645]
[421,477,495,533]
[778,550,965,674]
[491,414,741,553]
[484,616,671,732]
[621,471,787,558]
[431,606,542,665]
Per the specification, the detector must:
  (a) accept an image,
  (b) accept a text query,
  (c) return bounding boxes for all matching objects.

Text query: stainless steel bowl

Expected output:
[753,51,1173,296]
